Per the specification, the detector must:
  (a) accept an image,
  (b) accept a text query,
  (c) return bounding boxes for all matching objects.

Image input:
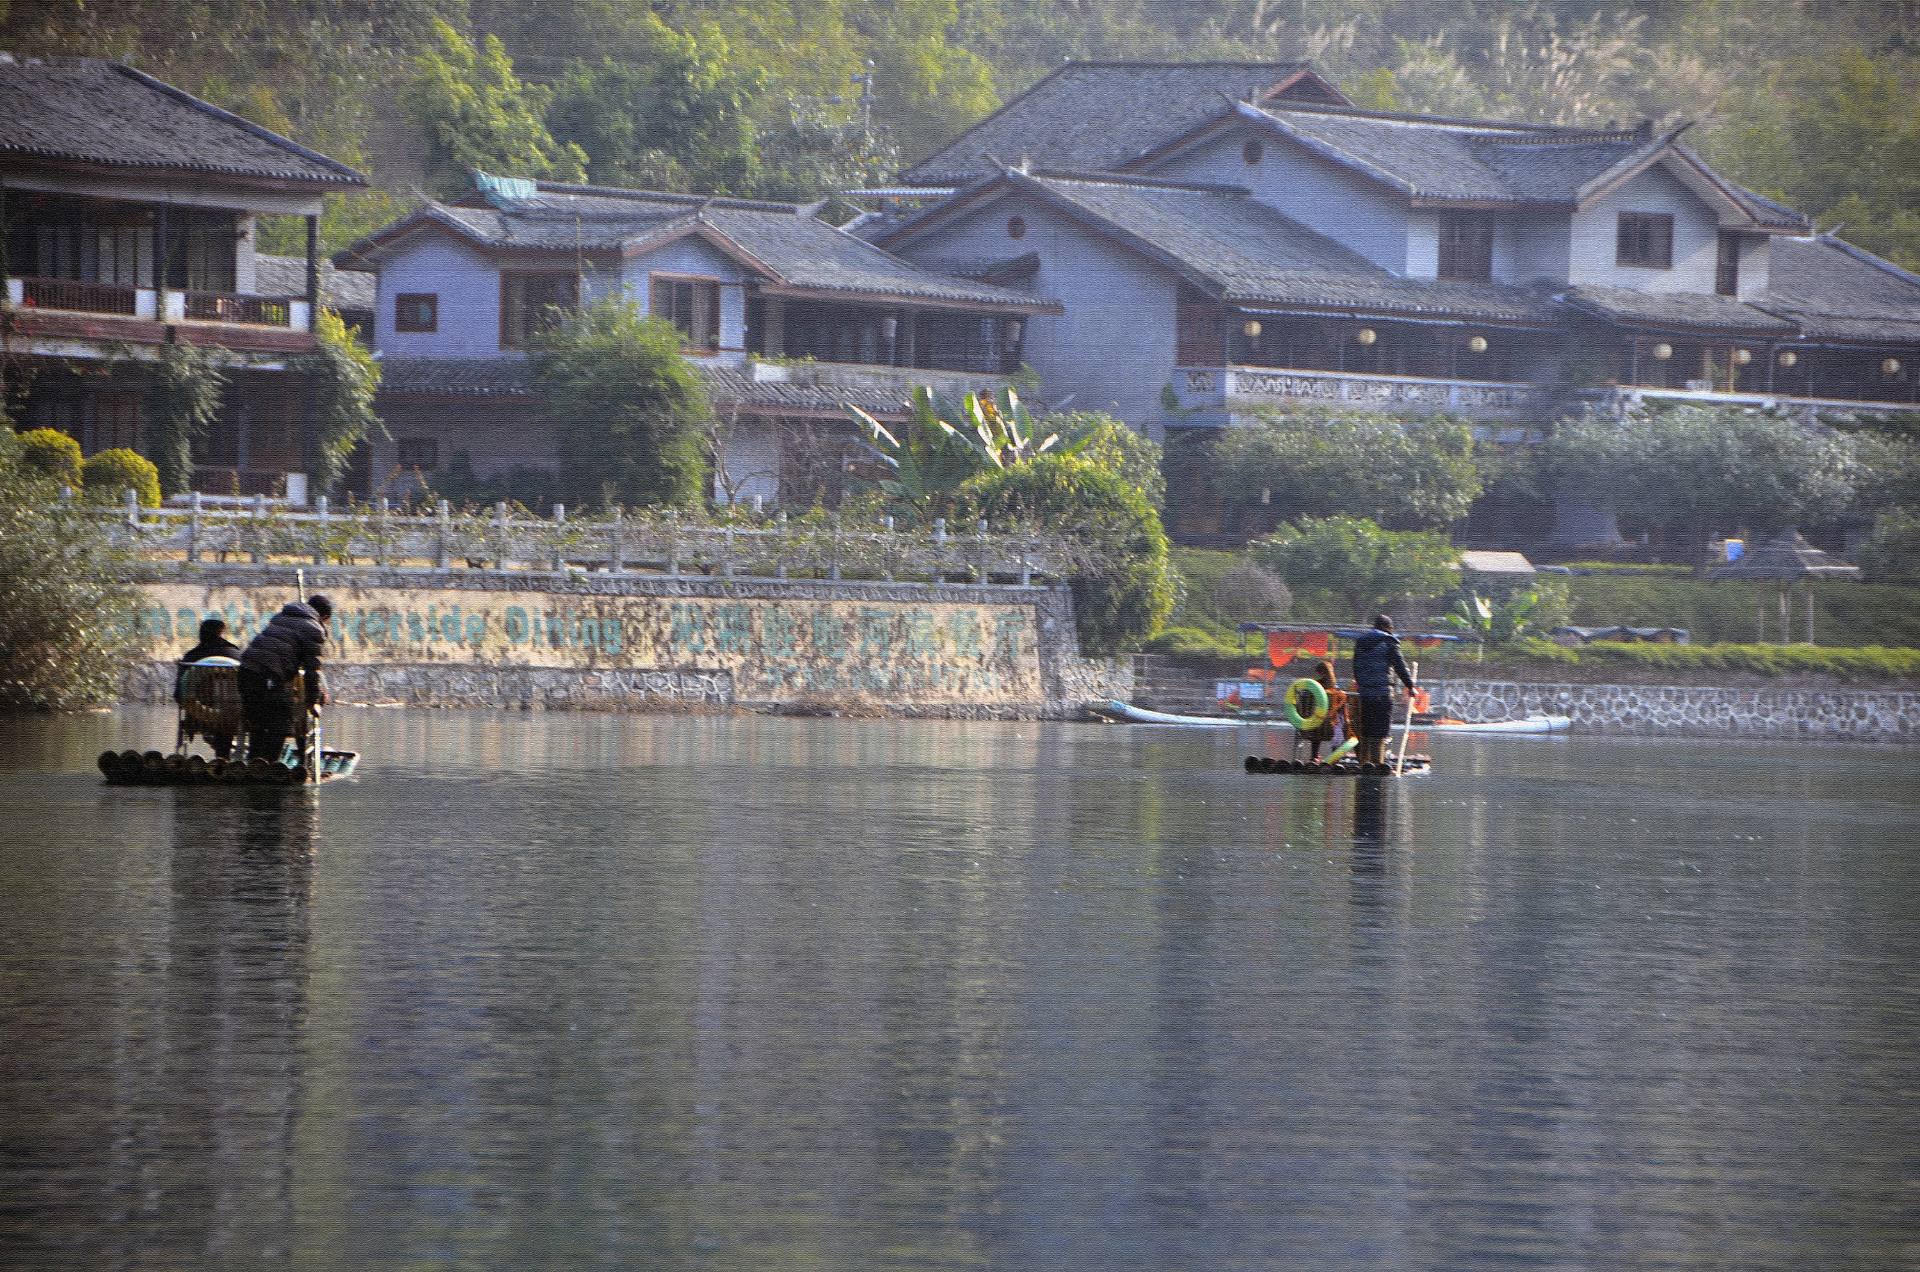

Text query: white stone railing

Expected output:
[1173,365,1559,417]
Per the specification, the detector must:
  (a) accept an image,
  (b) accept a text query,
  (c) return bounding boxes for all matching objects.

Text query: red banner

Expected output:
[1266,631,1331,667]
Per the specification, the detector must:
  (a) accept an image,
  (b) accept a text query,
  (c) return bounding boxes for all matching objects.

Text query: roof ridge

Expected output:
[531,179,799,213]
[1266,98,1642,140]
[108,62,366,183]
[1054,59,1309,70]
[1025,168,1251,195]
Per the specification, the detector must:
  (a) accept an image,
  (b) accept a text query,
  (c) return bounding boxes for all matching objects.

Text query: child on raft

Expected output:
[1296,659,1350,763]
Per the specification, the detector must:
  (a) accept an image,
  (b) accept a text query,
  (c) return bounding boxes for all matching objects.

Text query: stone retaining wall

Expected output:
[1433,678,1919,744]
[123,564,1131,718]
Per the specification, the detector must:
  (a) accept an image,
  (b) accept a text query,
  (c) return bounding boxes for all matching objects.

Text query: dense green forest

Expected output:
[4,1,1917,266]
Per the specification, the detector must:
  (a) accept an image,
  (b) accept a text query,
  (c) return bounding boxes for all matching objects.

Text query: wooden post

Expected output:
[435,499,450,571]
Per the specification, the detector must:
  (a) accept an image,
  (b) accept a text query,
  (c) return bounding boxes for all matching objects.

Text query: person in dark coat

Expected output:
[239,595,332,763]
[1350,612,1417,765]
[176,617,244,758]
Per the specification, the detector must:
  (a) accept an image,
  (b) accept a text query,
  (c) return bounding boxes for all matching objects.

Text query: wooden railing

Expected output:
[78,491,1075,585]
[19,276,139,316]
[182,291,292,326]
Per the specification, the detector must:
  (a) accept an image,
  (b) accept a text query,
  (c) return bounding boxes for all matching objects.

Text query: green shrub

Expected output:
[953,454,1174,655]
[1250,515,1457,617]
[80,448,162,507]
[16,429,83,487]
[0,452,136,709]
[1211,560,1292,623]
[1856,509,1920,583]
[1212,407,1481,530]
[1140,625,1246,661]
[1046,410,1166,509]
[1569,641,1920,682]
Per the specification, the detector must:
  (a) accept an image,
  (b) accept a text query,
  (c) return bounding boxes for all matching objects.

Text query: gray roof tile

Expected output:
[0,56,363,186]
[1762,236,1920,344]
[1558,285,1796,336]
[254,254,375,311]
[376,356,909,416]
[904,61,1330,186]
[1022,173,1563,325]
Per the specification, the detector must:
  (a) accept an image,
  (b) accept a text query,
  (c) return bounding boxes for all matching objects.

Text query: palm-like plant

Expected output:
[846,385,1077,523]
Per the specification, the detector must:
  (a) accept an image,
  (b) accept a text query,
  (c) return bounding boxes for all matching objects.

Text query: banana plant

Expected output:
[846,385,1080,523]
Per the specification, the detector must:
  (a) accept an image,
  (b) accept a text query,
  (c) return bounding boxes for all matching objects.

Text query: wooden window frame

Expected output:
[1616,212,1675,269]
[1437,212,1494,281]
[395,437,439,470]
[1715,231,1741,297]
[394,292,439,333]
[648,272,722,353]
[499,271,580,350]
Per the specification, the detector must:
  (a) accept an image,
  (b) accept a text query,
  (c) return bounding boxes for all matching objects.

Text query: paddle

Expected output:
[1393,659,1419,776]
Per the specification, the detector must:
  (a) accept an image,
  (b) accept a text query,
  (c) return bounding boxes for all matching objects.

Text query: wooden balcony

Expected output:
[17,276,141,316]
[182,290,292,326]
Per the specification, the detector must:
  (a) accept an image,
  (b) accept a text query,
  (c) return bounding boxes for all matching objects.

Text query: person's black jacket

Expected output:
[1351,628,1416,698]
[240,603,327,684]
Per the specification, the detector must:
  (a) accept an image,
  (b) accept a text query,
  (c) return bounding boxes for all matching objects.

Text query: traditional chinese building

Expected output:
[0,54,368,500]
[334,178,1057,504]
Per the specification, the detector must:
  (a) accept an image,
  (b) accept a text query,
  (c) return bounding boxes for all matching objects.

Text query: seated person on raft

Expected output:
[1351,613,1417,766]
[238,595,332,764]
[176,617,243,760]
[1296,659,1350,763]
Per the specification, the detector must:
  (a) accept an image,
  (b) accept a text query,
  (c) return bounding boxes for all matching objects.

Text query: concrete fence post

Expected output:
[775,510,787,579]
[435,499,450,571]
[551,503,566,573]
[829,519,841,581]
[59,485,74,505]
[609,507,625,574]
[122,486,139,530]
[375,497,390,568]
[313,495,330,565]
[187,491,202,564]
[250,494,267,565]
[723,524,735,578]
[495,501,510,571]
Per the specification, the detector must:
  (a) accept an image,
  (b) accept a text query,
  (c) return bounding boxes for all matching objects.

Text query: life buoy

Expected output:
[1283,677,1330,731]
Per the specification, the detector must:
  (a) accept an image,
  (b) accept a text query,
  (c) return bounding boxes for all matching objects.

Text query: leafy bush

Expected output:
[300,307,384,496]
[79,449,162,507]
[953,455,1174,655]
[1211,560,1292,622]
[148,342,226,496]
[1856,509,1920,583]
[1046,410,1166,509]
[1250,515,1457,617]
[1141,625,1246,661]
[0,442,136,709]
[532,298,711,510]
[16,429,83,487]
[1439,576,1570,645]
[1211,407,1482,530]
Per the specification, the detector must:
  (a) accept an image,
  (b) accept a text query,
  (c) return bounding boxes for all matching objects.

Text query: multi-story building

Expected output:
[333,179,1056,504]
[856,61,1920,535]
[0,54,367,500]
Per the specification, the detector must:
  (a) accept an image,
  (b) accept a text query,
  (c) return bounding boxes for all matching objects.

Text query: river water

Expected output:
[1,708,1916,1269]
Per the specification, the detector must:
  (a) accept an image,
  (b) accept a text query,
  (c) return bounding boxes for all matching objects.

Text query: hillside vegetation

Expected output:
[5,2,1917,266]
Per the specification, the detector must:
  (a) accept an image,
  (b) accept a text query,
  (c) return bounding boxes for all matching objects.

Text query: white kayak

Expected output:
[1096,700,1571,734]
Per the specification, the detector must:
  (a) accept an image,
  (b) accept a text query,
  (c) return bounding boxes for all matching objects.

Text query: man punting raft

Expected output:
[1243,613,1433,777]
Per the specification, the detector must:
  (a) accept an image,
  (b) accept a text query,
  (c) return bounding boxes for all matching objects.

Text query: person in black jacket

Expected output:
[176,617,244,758]
[239,596,332,763]
[1350,612,1417,765]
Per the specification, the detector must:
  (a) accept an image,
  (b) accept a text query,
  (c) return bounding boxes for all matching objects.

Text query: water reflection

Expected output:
[1,710,1917,1268]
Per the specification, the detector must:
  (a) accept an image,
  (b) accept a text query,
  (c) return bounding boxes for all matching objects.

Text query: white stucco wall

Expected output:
[621,235,752,354]
[1143,125,1412,273]
[1506,212,1572,285]
[1569,164,1721,292]
[373,233,516,358]
[897,191,1183,437]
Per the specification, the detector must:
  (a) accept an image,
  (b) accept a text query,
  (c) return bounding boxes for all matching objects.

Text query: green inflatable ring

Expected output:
[1283,676,1330,731]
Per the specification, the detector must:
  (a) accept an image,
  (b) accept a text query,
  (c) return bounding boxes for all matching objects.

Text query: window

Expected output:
[1437,212,1494,281]
[499,272,578,349]
[1716,231,1741,296]
[394,292,438,333]
[1007,215,1026,240]
[396,437,439,470]
[1616,212,1674,268]
[649,275,720,350]
[166,211,238,293]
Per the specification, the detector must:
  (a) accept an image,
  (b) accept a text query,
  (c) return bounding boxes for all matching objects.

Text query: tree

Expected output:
[1250,515,1457,617]
[0,429,135,710]
[531,298,711,510]
[1210,407,1482,531]
[402,19,587,196]
[1046,411,1166,509]
[1544,405,1860,549]
[546,21,766,195]
[79,449,161,507]
[299,308,384,497]
[952,455,1174,655]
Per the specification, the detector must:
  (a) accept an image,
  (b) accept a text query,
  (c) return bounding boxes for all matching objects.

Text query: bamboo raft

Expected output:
[101,660,358,788]
[99,748,360,786]
[1244,754,1432,776]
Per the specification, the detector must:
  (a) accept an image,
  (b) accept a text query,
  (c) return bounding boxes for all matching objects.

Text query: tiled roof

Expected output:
[903,61,1335,186]
[254,254,375,311]
[377,356,913,417]
[345,182,1054,311]
[0,56,364,186]
[1559,285,1798,336]
[1018,173,1563,326]
[1762,236,1920,344]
